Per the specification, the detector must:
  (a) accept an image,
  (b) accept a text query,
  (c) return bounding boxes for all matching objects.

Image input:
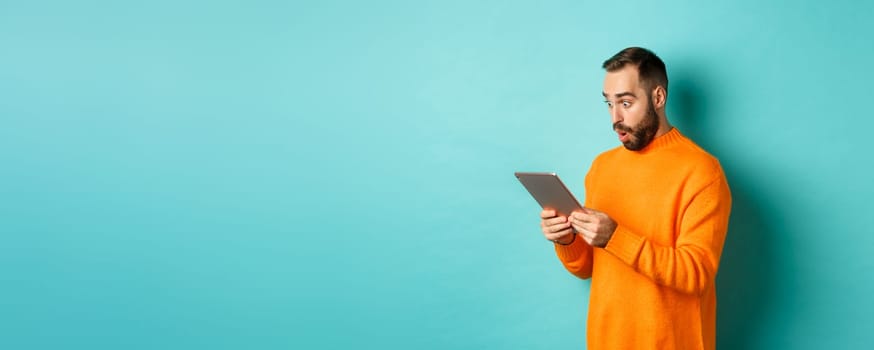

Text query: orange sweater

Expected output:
[555,128,731,349]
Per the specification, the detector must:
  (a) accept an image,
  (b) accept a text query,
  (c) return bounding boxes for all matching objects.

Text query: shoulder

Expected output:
[672,135,724,176]
[663,134,729,195]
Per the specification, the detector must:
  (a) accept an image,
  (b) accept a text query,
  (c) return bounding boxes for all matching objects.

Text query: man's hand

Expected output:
[540,209,576,245]
[569,207,618,248]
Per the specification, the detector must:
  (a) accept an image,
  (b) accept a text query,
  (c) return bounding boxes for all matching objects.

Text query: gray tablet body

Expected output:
[514,172,583,217]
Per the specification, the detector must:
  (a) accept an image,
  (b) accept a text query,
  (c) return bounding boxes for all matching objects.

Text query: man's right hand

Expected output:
[540,209,576,245]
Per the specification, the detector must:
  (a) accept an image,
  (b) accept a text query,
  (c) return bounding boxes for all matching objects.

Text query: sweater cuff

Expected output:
[604,225,645,265]
[554,233,588,261]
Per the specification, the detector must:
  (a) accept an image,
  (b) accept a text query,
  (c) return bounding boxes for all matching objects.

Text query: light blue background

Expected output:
[2,1,873,349]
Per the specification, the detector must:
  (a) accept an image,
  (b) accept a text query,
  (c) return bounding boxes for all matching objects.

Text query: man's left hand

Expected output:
[569,207,618,248]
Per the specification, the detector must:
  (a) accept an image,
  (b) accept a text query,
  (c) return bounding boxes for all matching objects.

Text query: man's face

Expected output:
[602,66,660,151]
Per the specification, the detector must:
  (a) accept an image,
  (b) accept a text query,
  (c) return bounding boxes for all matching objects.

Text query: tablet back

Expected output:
[514,172,583,218]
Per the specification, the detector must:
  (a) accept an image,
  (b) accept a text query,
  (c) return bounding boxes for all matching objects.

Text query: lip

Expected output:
[617,131,630,143]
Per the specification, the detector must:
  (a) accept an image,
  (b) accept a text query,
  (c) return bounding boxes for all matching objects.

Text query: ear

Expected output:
[651,85,667,109]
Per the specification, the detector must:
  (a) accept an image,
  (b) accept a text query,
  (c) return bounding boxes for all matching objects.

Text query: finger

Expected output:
[540,209,557,219]
[571,211,595,223]
[570,224,584,236]
[569,214,582,225]
[582,207,603,215]
[578,226,595,238]
[575,224,598,238]
[541,219,564,233]
[544,230,567,241]
[543,216,568,227]
[544,224,567,237]
[579,222,601,235]
[571,216,594,229]
[579,229,596,245]
[547,221,571,233]
[570,219,585,232]
[546,228,573,241]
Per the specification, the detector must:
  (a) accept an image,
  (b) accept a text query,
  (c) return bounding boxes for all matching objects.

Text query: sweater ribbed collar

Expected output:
[629,127,683,155]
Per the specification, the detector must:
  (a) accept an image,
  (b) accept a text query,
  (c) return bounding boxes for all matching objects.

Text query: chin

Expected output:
[621,139,639,150]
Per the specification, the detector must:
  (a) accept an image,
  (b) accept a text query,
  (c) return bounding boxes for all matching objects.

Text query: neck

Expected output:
[656,113,673,137]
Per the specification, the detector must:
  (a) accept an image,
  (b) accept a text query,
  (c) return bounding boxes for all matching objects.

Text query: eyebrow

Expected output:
[602,91,637,99]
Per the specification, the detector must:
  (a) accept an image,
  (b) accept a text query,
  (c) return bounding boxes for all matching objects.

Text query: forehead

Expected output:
[603,65,643,96]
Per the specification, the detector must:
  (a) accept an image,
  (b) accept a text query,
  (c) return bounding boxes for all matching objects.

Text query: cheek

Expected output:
[624,107,647,126]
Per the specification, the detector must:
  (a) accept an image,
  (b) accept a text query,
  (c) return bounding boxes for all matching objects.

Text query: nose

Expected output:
[610,106,623,126]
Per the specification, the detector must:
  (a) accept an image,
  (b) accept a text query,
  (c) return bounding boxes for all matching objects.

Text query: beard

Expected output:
[613,99,660,151]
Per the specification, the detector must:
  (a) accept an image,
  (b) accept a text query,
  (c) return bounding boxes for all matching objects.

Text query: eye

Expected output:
[621,101,632,108]
[605,101,613,108]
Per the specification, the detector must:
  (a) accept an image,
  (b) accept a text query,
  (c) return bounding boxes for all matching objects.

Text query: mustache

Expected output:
[613,122,632,133]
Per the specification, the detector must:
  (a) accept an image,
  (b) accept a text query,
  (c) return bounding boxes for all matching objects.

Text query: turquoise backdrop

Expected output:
[2,1,873,349]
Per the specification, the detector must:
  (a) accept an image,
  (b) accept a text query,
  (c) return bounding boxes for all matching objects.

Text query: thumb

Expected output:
[581,207,604,218]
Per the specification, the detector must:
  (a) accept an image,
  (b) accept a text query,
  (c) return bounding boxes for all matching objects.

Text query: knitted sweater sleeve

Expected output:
[554,235,594,279]
[604,172,732,295]
[553,166,597,279]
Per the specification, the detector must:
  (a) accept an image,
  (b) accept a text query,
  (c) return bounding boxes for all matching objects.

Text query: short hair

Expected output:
[602,47,668,95]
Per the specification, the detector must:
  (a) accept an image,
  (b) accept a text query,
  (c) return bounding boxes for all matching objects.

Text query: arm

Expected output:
[551,164,600,279]
[554,233,594,279]
[604,175,732,295]
[540,209,594,279]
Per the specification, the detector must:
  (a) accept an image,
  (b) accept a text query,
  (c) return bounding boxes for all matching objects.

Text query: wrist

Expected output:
[554,232,576,246]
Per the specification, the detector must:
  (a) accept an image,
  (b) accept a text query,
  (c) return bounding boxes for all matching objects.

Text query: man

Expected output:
[540,47,732,349]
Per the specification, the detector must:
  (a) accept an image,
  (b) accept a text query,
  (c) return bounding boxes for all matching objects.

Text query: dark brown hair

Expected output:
[602,47,668,96]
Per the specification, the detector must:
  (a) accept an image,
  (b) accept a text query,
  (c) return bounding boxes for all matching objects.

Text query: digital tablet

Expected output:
[515,172,583,218]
